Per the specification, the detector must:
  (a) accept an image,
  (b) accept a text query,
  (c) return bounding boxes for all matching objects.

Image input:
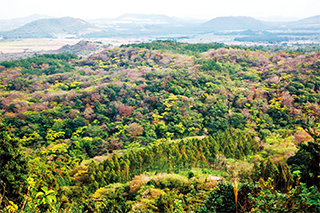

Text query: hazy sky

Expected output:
[1,0,319,20]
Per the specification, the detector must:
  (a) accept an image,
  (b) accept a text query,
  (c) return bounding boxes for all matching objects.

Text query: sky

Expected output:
[1,0,319,20]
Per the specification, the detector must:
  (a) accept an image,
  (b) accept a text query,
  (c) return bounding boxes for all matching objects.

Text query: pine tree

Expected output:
[211,139,220,157]
[234,148,242,160]
[237,140,245,155]
[264,157,279,186]
[113,154,121,182]
[123,161,130,182]
[251,136,260,153]
[243,142,252,156]
[259,160,265,179]
[182,151,188,169]
[276,162,293,192]
[251,162,261,181]
[200,152,207,168]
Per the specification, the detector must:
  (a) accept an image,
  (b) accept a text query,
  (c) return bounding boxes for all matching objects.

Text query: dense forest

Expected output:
[0,40,319,212]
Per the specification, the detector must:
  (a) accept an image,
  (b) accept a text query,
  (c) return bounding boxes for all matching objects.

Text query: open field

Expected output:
[0,38,81,53]
[0,37,156,61]
[0,37,155,54]
[1,35,319,62]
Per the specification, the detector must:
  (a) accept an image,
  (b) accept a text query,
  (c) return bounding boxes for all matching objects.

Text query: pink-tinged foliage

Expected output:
[83,107,94,120]
[281,91,294,107]
[118,105,133,118]
[91,93,101,102]
[293,130,314,144]
[109,137,124,150]
[31,103,48,112]
[126,122,144,139]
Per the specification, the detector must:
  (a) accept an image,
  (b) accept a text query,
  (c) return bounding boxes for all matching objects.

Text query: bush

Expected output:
[146,179,157,187]
[198,181,236,212]
[188,171,195,179]
[158,174,189,192]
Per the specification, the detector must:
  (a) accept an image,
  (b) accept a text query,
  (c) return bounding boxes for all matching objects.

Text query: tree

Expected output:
[197,181,237,213]
[126,122,144,140]
[0,123,29,208]
[264,157,279,186]
[249,177,320,212]
[288,130,320,188]
[118,105,133,118]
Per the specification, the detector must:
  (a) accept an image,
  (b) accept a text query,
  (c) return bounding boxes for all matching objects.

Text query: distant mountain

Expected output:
[0,17,103,39]
[0,14,53,31]
[1,14,319,41]
[201,16,270,31]
[6,14,54,24]
[286,15,320,29]
[172,16,207,24]
[87,13,189,36]
[255,16,301,23]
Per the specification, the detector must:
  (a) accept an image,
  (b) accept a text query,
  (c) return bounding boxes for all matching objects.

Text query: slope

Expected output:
[201,16,271,31]
[0,17,103,39]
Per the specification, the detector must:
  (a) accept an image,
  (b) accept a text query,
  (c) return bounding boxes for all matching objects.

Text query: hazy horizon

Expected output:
[0,13,308,23]
[1,0,319,21]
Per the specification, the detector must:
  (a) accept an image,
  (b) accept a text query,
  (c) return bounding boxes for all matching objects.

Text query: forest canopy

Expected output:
[0,40,319,212]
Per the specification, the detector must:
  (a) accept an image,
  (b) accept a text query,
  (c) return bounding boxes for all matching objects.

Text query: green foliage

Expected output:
[124,40,226,55]
[287,132,320,188]
[249,178,320,213]
[156,189,183,213]
[0,42,319,212]
[195,59,224,71]
[197,181,237,212]
[35,186,57,210]
[0,124,28,208]
[0,53,77,77]
[97,197,132,213]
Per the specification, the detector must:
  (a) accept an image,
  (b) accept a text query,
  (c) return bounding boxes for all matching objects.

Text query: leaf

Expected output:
[47,189,55,195]
[48,194,57,203]
[41,186,48,192]
[35,191,44,198]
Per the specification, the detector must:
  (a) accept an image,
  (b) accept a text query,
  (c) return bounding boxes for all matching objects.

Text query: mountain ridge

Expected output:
[0,14,319,40]
[286,15,320,29]
[201,16,271,30]
[0,17,103,39]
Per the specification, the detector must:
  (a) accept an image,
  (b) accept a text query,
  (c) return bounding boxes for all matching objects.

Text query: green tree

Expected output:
[249,177,320,212]
[287,126,320,188]
[264,157,279,186]
[197,181,237,213]
[0,123,29,208]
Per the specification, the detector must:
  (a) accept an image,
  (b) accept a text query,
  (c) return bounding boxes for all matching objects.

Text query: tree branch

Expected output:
[0,182,6,207]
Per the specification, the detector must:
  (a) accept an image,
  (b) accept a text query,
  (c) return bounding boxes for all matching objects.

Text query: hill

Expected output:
[87,13,192,36]
[201,16,271,31]
[0,14,52,31]
[53,40,111,57]
[0,17,103,39]
[0,41,319,212]
[1,14,320,42]
[286,15,320,29]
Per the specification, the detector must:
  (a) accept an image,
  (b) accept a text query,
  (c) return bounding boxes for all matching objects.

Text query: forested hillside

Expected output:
[0,41,319,212]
